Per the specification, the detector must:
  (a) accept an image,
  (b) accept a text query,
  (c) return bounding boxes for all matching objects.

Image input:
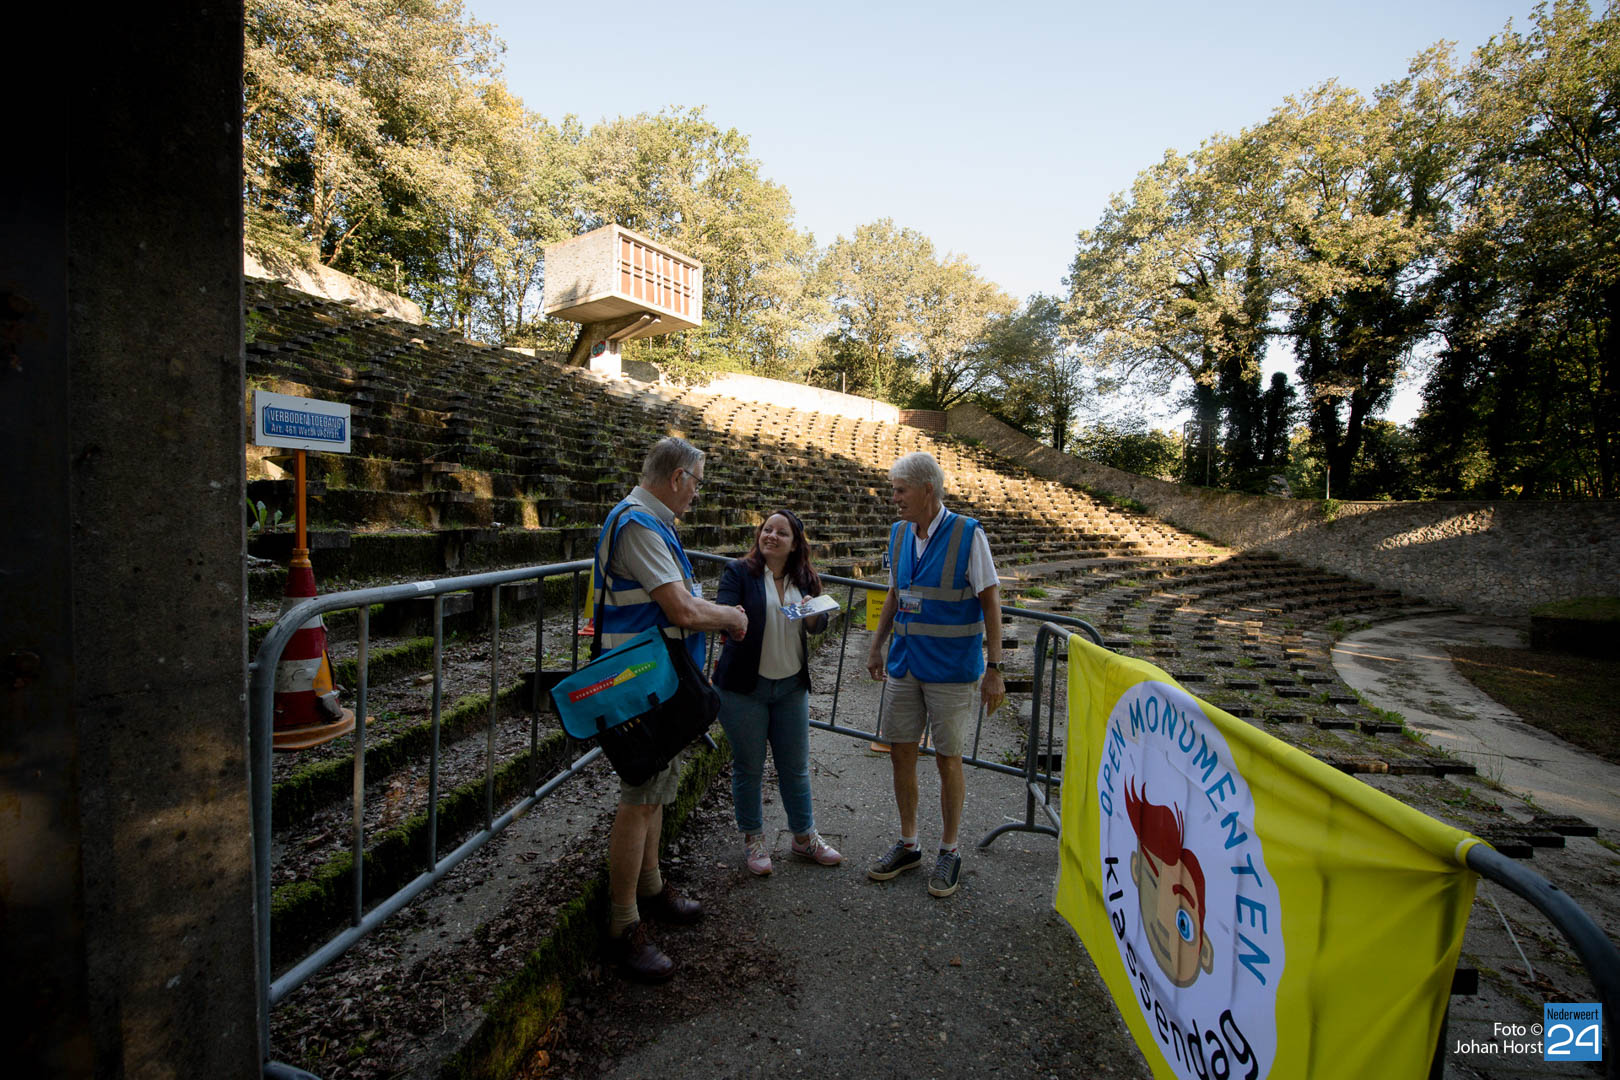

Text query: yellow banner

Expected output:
[1055,635,1480,1080]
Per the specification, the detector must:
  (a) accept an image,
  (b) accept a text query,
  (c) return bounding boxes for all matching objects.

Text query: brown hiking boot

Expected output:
[641,883,702,925]
[612,921,675,983]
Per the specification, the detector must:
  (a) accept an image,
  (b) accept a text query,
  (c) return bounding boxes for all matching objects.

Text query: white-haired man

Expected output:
[596,436,749,981]
[864,450,1004,897]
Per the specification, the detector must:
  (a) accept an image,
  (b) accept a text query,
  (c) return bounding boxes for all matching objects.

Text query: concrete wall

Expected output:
[948,405,1620,616]
[246,250,424,324]
[3,6,259,1076]
[691,372,900,423]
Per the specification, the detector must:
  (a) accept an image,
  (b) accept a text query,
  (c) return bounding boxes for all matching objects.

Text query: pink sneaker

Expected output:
[791,831,843,866]
[744,834,773,876]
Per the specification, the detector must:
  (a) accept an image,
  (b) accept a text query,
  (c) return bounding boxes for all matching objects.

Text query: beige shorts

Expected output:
[618,753,683,805]
[879,673,979,758]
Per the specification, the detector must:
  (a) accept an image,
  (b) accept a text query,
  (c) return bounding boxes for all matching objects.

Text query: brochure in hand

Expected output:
[782,593,840,621]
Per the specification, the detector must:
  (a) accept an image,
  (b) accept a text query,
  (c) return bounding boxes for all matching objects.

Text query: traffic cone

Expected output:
[272,556,355,751]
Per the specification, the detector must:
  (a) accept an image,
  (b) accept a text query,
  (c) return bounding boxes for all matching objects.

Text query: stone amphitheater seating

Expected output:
[245,275,1450,782]
[245,277,1215,610]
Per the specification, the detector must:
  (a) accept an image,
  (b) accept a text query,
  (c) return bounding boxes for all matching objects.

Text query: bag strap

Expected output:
[592,500,693,661]
[591,502,631,660]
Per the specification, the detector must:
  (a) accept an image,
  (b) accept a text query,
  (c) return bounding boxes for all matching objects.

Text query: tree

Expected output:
[976,295,1087,451]
[911,257,1018,409]
[417,85,583,339]
[1257,371,1298,474]
[570,109,819,374]
[809,221,1013,405]
[243,0,501,278]
[1067,127,1284,490]
[1072,422,1184,480]
[1269,58,1459,499]
[1418,0,1620,498]
[810,220,934,400]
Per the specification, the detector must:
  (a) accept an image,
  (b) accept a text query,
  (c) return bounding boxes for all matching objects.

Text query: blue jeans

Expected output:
[718,676,814,836]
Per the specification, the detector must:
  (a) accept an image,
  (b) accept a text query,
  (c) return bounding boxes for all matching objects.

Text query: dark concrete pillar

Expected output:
[3,4,257,1077]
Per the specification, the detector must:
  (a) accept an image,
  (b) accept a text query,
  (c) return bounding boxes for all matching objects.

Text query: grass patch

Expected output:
[1530,595,1620,622]
[1449,646,1620,763]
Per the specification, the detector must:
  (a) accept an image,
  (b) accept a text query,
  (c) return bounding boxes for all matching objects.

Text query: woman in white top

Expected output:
[713,510,843,876]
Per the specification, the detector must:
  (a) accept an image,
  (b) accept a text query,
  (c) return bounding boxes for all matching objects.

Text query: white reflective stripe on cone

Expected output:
[275,656,323,693]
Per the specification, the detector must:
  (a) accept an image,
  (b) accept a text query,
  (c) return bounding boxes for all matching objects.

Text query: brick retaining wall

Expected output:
[898,409,946,431]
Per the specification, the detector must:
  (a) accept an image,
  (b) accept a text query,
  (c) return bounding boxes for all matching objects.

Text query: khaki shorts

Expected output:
[619,753,683,805]
[879,673,978,758]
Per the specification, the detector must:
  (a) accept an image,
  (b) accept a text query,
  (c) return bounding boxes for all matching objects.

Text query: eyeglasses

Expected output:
[678,468,703,491]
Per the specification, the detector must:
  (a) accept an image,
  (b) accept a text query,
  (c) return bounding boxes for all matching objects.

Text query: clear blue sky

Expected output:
[467,0,1541,422]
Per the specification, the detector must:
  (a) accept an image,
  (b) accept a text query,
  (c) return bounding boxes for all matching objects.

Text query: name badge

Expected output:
[689,581,703,599]
[898,590,923,615]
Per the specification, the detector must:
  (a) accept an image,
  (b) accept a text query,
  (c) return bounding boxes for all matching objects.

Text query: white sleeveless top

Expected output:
[759,575,805,680]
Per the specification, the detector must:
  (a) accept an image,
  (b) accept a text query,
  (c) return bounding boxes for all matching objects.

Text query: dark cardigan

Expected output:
[712,558,828,694]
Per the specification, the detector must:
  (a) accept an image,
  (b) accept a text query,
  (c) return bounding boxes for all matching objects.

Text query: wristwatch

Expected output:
[985,660,1001,671]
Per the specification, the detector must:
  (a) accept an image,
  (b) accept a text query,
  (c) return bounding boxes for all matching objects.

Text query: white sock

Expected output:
[610,901,640,937]
[900,835,919,849]
[940,842,960,855]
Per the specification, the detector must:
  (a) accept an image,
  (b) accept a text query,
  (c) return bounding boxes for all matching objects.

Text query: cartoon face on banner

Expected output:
[1096,681,1284,1080]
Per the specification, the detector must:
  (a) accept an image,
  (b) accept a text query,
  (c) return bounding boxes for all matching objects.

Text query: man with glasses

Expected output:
[594,436,748,981]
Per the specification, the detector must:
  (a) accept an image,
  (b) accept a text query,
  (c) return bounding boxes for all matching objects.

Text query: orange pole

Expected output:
[292,448,310,569]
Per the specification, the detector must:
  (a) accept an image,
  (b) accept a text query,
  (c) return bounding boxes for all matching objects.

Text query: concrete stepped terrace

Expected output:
[245,278,1218,610]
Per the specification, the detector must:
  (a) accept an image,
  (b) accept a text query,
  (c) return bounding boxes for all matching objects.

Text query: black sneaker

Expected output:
[928,850,962,897]
[867,840,923,880]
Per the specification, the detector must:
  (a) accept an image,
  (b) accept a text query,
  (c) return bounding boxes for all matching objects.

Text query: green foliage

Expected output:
[1065,3,1619,500]
[239,0,1620,501]
[973,295,1090,452]
[1072,422,1183,480]
[1271,60,1452,497]
[584,108,822,377]
[1416,0,1620,499]
[1321,498,1342,522]
[244,0,502,274]
[809,219,1014,405]
[1531,596,1620,622]
[247,496,290,533]
[1067,126,1283,489]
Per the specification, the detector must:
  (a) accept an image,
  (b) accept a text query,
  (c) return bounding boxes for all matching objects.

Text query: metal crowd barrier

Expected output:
[249,557,601,1074]
[248,553,1095,1076]
[997,621,1619,1080]
[251,553,1617,1079]
[686,553,1103,800]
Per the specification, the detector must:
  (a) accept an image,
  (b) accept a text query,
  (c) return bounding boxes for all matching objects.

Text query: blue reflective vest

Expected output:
[886,512,985,683]
[593,496,705,669]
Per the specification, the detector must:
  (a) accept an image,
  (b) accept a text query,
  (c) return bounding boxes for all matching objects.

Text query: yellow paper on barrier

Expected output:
[1054,635,1480,1080]
[865,590,887,632]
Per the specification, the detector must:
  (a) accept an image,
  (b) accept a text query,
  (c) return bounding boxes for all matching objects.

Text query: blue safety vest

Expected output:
[593,496,705,668]
[886,512,985,683]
